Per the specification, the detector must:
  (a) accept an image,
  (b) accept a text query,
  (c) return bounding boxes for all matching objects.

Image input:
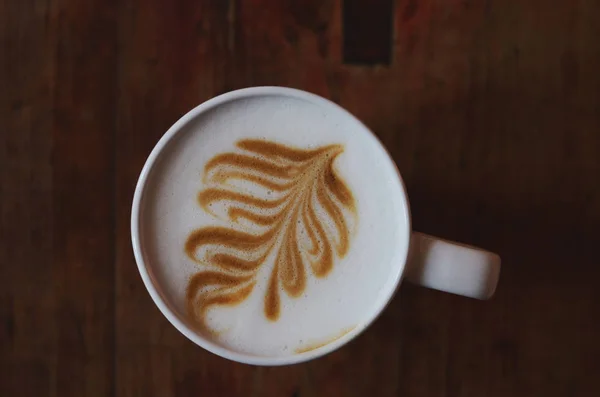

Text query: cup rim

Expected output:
[130,86,412,365]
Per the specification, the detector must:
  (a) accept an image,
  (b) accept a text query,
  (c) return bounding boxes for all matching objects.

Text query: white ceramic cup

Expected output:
[131,87,500,366]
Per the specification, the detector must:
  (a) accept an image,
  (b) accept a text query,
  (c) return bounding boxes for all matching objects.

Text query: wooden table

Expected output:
[2,0,599,396]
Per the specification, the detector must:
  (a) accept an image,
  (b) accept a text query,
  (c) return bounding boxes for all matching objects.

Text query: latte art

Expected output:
[135,92,410,358]
[185,139,356,333]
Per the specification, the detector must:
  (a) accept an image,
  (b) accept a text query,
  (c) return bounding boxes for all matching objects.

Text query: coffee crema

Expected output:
[184,139,356,334]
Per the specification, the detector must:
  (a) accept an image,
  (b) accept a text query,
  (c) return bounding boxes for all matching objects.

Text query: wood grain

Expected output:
[1,1,56,395]
[1,0,600,396]
[51,0,117,395]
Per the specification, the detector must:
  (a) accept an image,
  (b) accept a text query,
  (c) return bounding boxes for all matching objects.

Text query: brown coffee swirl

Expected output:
[185,139,356,334]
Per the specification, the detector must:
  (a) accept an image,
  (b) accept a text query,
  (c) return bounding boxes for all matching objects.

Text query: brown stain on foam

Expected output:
[295,326,356,354]
[184,139,356,334]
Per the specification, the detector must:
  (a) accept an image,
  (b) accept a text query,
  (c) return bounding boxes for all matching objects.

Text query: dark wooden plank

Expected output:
[234,1,406,396]
[435,1,600,395]
[114,1,256,396]
[51,0,118,395]
[0,1,56,396]
[343,0,394,64]
[234,1,361,396]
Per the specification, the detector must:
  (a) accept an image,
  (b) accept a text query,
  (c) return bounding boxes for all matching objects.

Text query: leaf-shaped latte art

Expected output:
[185,139,356,333]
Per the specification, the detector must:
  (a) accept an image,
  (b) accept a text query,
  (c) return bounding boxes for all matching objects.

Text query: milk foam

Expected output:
[138,93,410,357]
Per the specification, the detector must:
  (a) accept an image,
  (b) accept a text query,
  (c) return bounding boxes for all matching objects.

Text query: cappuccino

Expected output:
[137,93,410,357]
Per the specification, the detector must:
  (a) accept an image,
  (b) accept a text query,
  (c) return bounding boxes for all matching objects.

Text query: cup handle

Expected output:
[405,232,501,299]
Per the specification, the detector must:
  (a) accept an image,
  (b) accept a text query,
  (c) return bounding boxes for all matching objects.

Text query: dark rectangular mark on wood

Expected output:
[343,0,394,65]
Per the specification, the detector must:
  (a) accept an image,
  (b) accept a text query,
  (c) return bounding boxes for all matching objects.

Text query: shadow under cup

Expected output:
[131,87,411,365]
